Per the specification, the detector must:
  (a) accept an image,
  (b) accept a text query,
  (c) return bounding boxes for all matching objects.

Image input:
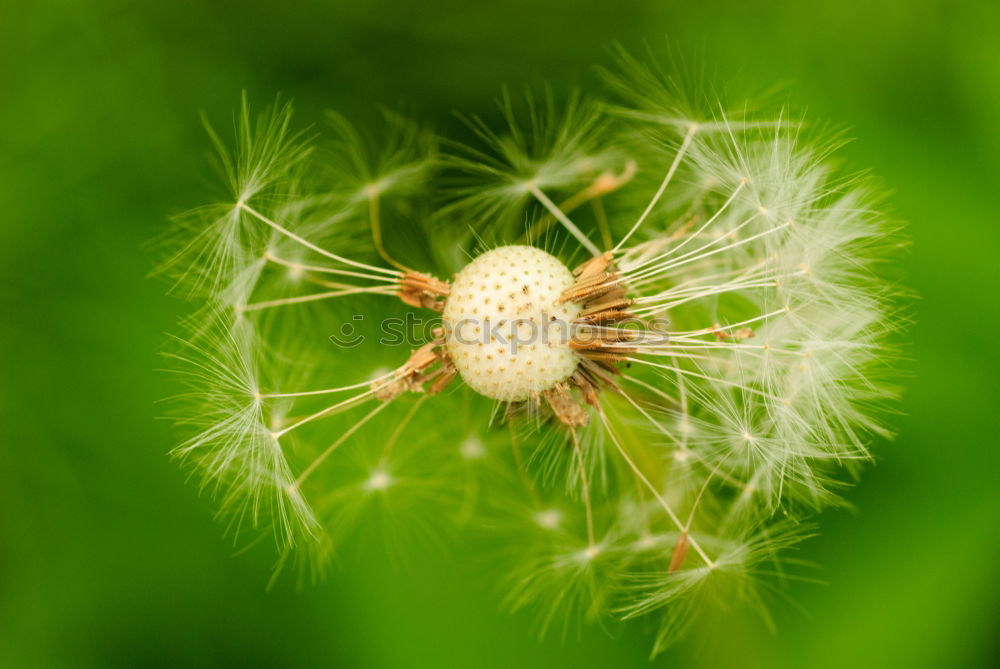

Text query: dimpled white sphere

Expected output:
[443,245,582,402]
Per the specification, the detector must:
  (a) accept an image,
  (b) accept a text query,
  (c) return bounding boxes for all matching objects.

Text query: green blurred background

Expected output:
[2,1,998,666]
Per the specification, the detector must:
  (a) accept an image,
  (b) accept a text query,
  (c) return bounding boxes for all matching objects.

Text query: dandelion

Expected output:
[160,52,904,655]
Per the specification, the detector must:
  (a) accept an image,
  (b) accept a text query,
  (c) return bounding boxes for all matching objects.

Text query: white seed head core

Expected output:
[443,245,581,402]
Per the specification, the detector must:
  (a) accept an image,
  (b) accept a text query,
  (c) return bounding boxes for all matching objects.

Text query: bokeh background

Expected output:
[2,1,998,667]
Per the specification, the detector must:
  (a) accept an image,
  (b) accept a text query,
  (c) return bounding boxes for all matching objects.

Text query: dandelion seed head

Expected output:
[365,469,392,492]
[534,508,563,530]
[459,436,486,460]
[442,245,581,402]
[162,53,907,656]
